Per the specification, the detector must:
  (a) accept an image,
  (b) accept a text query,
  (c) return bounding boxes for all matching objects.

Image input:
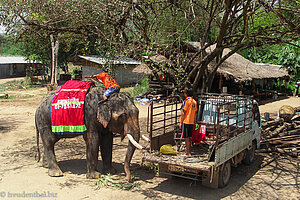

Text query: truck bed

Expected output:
[143,153,213,173]
[142,144,214,178]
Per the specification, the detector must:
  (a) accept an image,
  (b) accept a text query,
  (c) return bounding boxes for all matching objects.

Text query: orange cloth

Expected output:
[181,97,197,125]
[95,72,119,89]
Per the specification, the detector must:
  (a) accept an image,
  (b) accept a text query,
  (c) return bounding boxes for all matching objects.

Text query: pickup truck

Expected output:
[142,93,261,188]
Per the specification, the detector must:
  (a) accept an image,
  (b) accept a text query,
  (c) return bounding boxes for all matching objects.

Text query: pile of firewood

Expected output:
[259,108,300,159]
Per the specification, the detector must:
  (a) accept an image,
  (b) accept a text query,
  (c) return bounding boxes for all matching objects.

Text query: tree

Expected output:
[1,0,299,91]
[238,1,300,90]
[0,34,23,56]
[135,0,300,93]
[0,0,147,84]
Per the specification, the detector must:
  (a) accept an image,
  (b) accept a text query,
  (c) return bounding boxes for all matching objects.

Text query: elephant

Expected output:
[35,86,146,181]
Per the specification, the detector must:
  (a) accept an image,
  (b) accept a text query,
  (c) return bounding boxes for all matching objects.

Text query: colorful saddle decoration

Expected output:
[51,80,94,134]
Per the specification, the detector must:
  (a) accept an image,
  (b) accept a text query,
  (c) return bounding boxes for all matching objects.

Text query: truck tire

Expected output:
[218,161,231,188]
[243,141,256,165]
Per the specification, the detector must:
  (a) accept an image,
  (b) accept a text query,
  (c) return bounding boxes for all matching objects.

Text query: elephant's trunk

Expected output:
[124,131,140,182]
[123,113,140,182]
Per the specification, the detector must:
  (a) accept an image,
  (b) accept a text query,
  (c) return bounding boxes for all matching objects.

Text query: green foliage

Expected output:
[239,39,299,80]
[140,162,159,175]
[248,9,280,31]
[238,2,299,84]
[1,0,299,92]
[125,77,149,98]
[69,65,82,79]
[239,39,299,93]
[278,79,295,92]
[0,35,23,56]
[95,174,136,190]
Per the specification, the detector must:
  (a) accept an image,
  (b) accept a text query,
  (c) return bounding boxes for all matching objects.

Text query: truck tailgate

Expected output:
[143,153,213,174]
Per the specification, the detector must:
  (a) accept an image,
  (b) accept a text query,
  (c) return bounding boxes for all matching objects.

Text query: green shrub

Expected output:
[127,77,149,97]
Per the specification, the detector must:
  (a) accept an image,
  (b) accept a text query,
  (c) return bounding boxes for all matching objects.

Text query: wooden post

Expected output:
[50,34,60,85]
[150,102,153,150]
[219,75,223,92]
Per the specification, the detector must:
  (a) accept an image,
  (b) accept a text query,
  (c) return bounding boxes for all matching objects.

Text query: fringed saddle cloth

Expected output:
[51,80,94,134]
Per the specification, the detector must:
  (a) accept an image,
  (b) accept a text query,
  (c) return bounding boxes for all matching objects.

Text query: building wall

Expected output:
[82,65,146,87]
[0,63,26,78]
[0,64,10,78]
[15,64,26,76]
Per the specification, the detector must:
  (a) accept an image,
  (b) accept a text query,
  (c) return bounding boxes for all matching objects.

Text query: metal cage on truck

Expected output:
[142,93,261,188]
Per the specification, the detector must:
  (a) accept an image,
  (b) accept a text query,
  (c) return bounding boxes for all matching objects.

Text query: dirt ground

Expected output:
[0,79,299,200]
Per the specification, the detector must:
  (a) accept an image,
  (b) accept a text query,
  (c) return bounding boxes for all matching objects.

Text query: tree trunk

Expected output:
[50,34,60,85]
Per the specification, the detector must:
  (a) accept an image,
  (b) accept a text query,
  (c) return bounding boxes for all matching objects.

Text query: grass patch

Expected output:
[20,94,34,99]
[0,94,34,100]
[123,77,149,98]
[0,77,38,92]
[96,174,137,190]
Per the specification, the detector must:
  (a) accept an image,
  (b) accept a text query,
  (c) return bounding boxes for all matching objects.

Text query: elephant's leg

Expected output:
[100,131,117,174]
[41,134,62,177]
[42,153,48,168]
[84,132,101,179]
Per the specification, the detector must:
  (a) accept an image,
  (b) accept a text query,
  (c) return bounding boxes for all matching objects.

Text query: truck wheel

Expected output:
[243,142,256,165]
[218,161,231,188]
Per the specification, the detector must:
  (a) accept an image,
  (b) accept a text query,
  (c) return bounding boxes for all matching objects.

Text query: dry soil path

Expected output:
[0,82,299,200]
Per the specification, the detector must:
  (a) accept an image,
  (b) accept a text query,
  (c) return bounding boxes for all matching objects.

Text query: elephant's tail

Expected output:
[35,117,41,162]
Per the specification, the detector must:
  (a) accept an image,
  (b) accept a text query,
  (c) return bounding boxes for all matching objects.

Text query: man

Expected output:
[84,71,120,99]
[179,88,197,156]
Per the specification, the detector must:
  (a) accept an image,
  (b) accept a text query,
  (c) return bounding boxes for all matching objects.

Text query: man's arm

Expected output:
[83,75,96,79]
[179,110,186,128]
[194,104,198,124]
[83,75,103,84]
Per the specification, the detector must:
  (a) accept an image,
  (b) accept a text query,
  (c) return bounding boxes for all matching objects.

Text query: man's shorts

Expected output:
[181,124,193,138]
[104,86,120,97]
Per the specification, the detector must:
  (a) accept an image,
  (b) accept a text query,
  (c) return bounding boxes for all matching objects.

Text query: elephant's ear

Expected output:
[97,100,111,128]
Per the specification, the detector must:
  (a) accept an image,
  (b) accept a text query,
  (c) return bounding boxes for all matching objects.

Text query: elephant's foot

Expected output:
[86,171,101,179]
[42,160,48,168]
[48,168,63,177]
[102,166,117,175]
[41,155,48,168]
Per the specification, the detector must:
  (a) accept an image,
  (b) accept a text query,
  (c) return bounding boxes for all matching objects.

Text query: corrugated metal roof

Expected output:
[78,55,141,65]
[0,56,41,64]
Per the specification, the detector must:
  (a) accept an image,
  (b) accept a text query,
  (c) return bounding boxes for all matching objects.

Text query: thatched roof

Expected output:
[132,63,152,75]
[206,46,289,81]
[152,42,289,81]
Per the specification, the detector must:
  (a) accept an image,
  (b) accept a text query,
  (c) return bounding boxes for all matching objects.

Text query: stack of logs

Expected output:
[259,106,300,163]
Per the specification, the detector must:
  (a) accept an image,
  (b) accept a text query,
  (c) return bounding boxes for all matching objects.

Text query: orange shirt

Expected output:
[96,72,119,89]
[181,97,197,124]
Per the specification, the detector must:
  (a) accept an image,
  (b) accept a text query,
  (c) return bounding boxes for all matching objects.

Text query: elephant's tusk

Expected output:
[141,134,150,142]
[127,134,143,150]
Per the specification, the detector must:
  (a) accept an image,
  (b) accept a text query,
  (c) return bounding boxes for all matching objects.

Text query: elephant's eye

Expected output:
[119,113,127,123]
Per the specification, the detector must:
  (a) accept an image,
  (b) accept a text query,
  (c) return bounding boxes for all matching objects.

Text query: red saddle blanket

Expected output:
[51,80,94,134]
